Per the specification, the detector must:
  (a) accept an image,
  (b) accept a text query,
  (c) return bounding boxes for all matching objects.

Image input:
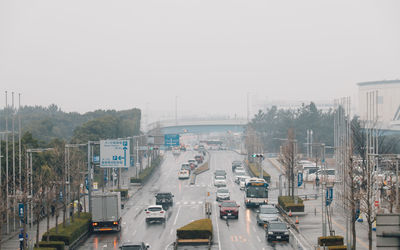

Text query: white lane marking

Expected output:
[257,235,261,242]
[173,205,182,225]
[198,201,203,204]
[170,228,174,235]
[184,201,188,205]
[191,201,196,205]
[214,203,222,250]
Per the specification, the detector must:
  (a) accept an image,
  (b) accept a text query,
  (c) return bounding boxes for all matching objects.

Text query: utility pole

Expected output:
[5,91,9,234]
[18,94,22,195]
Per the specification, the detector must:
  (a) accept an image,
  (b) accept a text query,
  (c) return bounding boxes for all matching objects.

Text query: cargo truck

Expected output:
[91,192,122,232]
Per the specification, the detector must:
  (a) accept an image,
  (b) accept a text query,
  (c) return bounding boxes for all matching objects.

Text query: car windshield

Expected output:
[156,194,170,198]
[121,246,142,250]
[260,207,277,214]
[222,202,236,207]
[215,176,225,180]
[217,189,229,193]
[269,223,287,230]
[216,170,225,174]
[148,207,161,212]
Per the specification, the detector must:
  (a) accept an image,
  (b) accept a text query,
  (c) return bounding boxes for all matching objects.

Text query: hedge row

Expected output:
[318,236,344,246]
[247,162,271,183]
[110,189,128,200]
[37,241,65,250]
[130,156,162,184]
[278,196,305,212]
[42,212,91,246]
[177,219,212,239]
[193,162,209,175]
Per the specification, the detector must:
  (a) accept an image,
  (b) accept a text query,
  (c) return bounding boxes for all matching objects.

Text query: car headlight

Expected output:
[268,232,273,235]
[284,232,289,235]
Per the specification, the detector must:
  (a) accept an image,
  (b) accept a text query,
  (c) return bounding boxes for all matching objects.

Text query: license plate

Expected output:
[276,236,281,239]
[228,213,231,216]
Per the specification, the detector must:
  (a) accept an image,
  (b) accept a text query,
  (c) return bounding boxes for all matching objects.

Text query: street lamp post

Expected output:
[26,148,54,229]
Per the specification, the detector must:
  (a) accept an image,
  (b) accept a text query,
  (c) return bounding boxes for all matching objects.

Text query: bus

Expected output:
[244,178,269,207]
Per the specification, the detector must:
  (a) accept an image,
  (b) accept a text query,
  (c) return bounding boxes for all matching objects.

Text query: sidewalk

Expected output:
[265,158,376,249]
[0,156,148,250]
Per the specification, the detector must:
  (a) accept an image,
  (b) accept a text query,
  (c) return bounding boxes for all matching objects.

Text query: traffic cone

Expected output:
[288,210,292,217]
[295,216,299,224]
[357,213,363,222]
[372,220,376,231]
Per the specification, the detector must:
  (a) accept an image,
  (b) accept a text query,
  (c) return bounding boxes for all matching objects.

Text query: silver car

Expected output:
[216,188,230,201]
[257,205,278,226]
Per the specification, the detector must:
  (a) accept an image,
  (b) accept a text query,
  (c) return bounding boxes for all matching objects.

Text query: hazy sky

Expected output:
[1,0,399,121]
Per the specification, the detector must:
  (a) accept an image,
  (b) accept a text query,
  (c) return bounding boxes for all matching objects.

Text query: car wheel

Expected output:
[220,215,223,219]
[236,215,239,219]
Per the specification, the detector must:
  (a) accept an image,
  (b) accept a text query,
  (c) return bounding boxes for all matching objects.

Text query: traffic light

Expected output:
[252,154,264,159]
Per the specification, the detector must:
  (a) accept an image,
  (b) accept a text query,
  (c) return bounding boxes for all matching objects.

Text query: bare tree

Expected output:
[280,129,296,197]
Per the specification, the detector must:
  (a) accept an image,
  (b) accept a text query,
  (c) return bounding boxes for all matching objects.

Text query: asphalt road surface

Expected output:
[78,150,294,250]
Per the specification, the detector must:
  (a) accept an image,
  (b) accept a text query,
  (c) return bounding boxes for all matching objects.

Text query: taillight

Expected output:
[160,211,164,213]
[92,222,98,226]
[113,221,118,225]
[146,211,150,214]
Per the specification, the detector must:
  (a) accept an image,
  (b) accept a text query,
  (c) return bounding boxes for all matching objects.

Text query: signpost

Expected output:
[18,203,24,219]
[164,134,180,147]
[100,139,130,168]
[326,187,333,206]
[297,172,303,187]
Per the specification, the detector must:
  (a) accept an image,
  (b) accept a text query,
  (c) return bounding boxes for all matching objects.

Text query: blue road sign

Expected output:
[18,203,24,218]
[59,191,63,201]
[93,156,100,164]
[164,134,180,147]
[326,187,333,206]
[297,172,303,187]
[85,176,89,190]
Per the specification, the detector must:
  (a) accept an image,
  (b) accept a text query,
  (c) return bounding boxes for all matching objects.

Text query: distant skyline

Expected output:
[1,0,399,121]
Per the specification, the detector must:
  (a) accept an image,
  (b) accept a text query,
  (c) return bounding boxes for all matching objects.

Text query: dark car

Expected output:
[232,161,242,171]
[155,192,174,209]
[119,241,150,250]
[266,221,289,242]
[195,155,204,164]
[219,200,240,219]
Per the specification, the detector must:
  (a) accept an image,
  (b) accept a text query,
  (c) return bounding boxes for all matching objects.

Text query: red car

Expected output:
[219,200,240,219]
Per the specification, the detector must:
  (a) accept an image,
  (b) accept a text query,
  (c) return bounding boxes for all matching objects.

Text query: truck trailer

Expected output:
[91,192,122,232]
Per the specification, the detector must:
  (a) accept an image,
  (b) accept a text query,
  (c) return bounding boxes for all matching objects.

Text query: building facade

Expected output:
[357,80,400,130]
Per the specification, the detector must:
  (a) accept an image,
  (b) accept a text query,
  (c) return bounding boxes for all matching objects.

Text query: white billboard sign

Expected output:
[100,139,130,168]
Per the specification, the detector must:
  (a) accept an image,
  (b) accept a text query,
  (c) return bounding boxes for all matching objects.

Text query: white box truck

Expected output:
[91,192,122,232]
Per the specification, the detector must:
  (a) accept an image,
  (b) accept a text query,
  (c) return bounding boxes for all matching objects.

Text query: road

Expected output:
[78,150,295,250]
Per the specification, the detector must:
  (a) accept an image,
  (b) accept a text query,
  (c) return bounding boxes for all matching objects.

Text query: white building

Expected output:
[357,80,400,130]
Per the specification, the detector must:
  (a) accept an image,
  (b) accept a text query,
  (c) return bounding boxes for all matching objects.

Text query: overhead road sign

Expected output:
[164,134,180,147]
[100,139,130,168]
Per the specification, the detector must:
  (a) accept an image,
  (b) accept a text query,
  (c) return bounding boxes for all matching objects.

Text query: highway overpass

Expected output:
[147,118,248,135]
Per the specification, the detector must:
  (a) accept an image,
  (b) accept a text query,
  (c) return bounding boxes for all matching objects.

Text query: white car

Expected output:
[214,176,227,187]
[145,205,166,223]
[178,170,190,179]
[235,169,246,176]
[239,177,250,190]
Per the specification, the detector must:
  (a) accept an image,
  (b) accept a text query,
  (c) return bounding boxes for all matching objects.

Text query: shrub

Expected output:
[278,196,305,212]
[177,219,213,239]
[42,213,91,245]
[248,163,271,183]
[130,156,163,184]
[38,241,65,250]
[193,162,209,175]
[318,236,344,246]
[328,246,347,250]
